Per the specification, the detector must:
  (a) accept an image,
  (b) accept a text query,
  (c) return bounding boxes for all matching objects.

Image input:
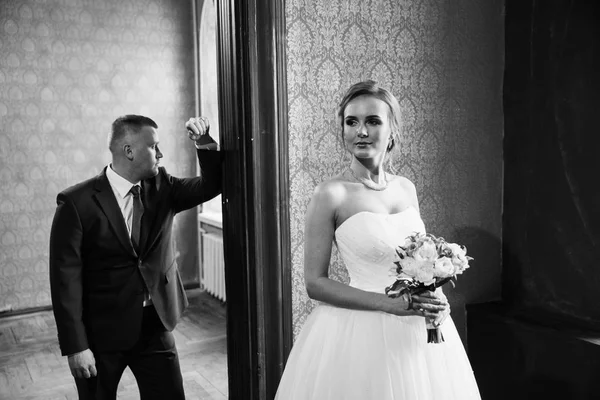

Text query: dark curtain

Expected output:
[503,0,600,332]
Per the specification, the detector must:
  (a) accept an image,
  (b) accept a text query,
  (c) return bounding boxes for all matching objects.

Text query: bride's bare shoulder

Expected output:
[311,174,350,206]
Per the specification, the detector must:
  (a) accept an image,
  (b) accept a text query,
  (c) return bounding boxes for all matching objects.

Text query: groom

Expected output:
[49,115,221,399]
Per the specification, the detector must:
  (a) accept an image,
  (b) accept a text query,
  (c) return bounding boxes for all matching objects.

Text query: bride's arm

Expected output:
[303,183,445,318]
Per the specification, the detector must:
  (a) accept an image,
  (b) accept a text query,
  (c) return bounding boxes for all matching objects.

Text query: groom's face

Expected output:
[130,126,163,180]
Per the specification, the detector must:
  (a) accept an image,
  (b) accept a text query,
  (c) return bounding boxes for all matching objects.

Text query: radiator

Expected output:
[201,233,226,302]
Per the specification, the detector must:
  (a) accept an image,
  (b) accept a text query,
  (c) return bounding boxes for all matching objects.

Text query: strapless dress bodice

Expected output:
[334,206,426,293]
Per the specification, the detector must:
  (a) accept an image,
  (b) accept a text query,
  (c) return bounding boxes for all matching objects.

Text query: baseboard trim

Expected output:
[0,285,205,320]
[0,305,53,319]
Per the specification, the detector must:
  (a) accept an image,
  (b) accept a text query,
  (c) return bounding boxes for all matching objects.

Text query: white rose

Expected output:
[434,256,455,277]
[447,242,466,258]
[447,243,470,272]
[413,240,438,263]
[414,265,435,285]
[398,257,420,276]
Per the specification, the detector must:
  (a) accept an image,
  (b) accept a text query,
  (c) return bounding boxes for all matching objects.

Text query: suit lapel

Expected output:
[93,168,137,256]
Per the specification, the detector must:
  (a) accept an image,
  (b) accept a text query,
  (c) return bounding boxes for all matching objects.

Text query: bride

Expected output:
[275,81,481,399]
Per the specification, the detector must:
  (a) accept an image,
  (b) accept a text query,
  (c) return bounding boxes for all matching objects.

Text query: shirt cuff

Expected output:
[194,135,219,150]
[195,142,219,150]
[67,349,89,358]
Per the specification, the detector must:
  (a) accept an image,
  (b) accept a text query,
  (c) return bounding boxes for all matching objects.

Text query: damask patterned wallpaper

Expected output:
[0,0,197,312]
[286,0,505,340]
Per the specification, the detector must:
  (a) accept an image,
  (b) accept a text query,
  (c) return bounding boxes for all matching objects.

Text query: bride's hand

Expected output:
[410,291,448,319]
[425,290,451,327]
[384,292,446,318]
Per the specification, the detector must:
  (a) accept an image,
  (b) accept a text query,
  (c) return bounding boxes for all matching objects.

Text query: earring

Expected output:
[387,137,394,151]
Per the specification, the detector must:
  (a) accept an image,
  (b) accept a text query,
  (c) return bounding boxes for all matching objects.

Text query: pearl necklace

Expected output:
[348,168,388,191]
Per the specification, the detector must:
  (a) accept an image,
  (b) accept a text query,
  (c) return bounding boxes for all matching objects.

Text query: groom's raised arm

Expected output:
[170,117,223,213]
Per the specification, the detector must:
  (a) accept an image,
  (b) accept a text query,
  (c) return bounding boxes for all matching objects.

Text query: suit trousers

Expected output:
[74,306,185,400]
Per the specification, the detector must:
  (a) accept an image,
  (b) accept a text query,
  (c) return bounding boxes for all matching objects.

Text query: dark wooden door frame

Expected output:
[216,0,292,399]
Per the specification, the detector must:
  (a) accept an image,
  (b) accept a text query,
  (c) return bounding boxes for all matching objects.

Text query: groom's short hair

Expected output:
[108,115,158,153]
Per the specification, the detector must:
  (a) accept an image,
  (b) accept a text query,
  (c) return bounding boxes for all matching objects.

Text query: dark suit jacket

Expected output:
[49,149,222,356]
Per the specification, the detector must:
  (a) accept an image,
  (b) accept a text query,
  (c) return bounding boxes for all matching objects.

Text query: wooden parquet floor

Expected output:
[0,289,228,400]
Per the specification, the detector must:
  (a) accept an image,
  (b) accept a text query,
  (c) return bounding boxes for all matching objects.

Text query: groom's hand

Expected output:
[186,116,218,150]
[68,348,97,379]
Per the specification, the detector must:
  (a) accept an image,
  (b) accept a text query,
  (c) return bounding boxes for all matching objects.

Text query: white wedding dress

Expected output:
[275,207,481,399]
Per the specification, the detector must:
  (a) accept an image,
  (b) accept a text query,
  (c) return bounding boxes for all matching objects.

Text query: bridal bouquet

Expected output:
[385,232,473,343]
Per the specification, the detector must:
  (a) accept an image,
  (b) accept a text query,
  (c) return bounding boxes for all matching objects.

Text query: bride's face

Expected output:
[343,95,392,161]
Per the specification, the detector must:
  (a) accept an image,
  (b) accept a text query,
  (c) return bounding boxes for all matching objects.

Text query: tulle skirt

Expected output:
[275,305,481,400]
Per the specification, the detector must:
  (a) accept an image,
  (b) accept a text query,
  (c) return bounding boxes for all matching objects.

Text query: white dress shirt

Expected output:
[105,165,152,306]
[105,164,139,236]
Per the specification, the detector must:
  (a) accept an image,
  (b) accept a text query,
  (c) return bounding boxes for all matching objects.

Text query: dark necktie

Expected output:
[130,185,144,253]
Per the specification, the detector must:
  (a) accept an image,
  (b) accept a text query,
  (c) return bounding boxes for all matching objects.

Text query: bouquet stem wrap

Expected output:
[386,277,451,344]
